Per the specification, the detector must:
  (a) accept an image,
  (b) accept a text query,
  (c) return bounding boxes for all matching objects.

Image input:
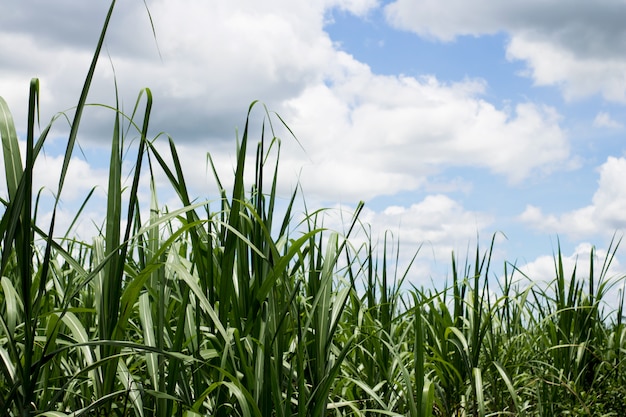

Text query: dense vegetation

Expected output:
[1,2,625,416]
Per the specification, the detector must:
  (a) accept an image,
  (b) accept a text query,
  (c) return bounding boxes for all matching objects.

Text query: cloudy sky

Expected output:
[2,0,626,296]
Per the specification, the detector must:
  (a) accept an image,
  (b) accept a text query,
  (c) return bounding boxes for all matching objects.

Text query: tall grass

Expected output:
[1,1,626,416]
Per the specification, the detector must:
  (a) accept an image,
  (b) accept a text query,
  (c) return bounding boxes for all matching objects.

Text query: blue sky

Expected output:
[2,0,626,293]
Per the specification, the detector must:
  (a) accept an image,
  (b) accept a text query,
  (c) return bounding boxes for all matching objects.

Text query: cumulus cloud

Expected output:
[325,0,379,16]
[516,242,624,309]
[384,0,626,102]
[506,35,626,102]
[1,1,337,140]
[0,0,573,234]
[315,195,495,286]
[519,243,595,285]
[384,0,626,49]
[7,0,624,300]
[364,194,493,246]
[593,111,623,129]
[32,154,108,202]
[519,157,626,238]
[280,70,570,200]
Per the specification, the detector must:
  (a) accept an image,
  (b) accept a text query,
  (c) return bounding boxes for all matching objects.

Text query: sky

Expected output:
[1,0,626,301]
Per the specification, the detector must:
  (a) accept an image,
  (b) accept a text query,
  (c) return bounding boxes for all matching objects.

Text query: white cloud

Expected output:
[280,72,570,201]
[36,207,106,241]
[0,138,109,202]
[32,155,108,202]
[506,35,626,102]
[519,157,626,238]
[325,0,379,16]
[516,242,624,310]
[0,1,338,140]
[0,1,572,220]
[314,195,495,287]
[384,0,509,41]
[368,194,493,246]
[384,0,626,102]
[519,243,595,285]
[593,111,623,129]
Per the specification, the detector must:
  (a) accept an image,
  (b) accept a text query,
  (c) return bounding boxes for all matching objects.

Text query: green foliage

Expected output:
[1,1,625,416]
